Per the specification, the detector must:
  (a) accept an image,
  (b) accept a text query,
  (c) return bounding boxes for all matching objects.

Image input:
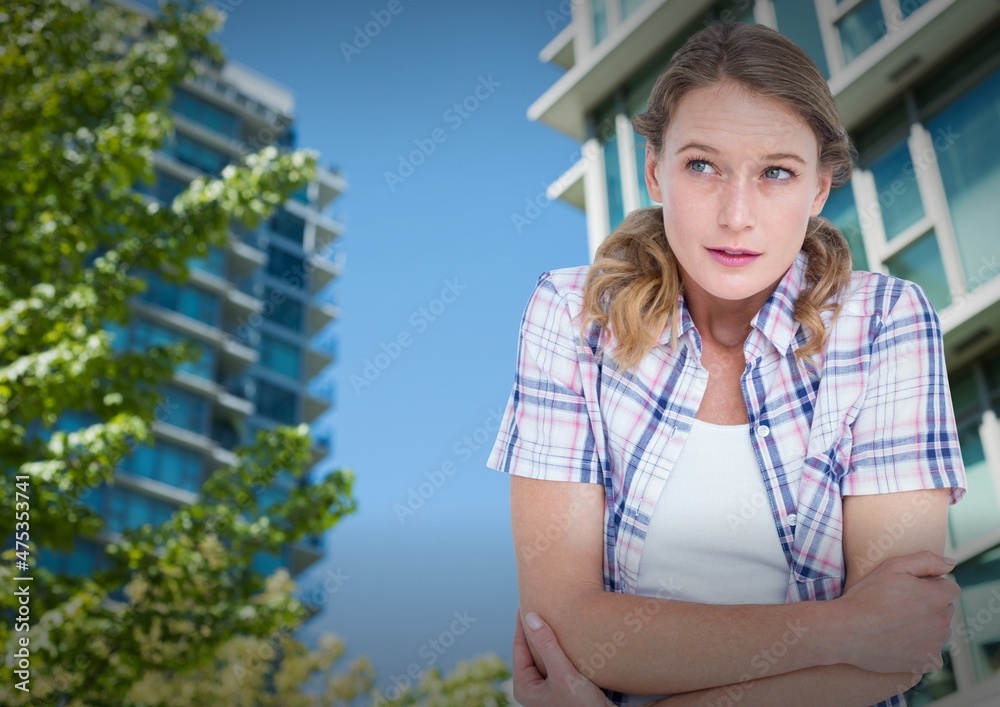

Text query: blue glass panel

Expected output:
[269,208,306,246]
[604,132,624,231]
[883,231,951,311]
[869,140,925,240]
[592,0,608,44]
[621,0,644,21]
[140,274,221,325]
[172,88,241,140]
[837,0,887,64]
[189,247,225,277]
[260,333,301,379]
[267,245,308,290]
[263,287,304,333]
[773,0,830,78]
[820,185,869,271]
[160,385,209,435]
[900,0,930,18]
[634,132,654,208]
[136,169,188,205]
[255,379,298,425]
[928,66,1000,293]
[105,488,178,533]
[131,318,216,380]
[122,441,203,493]
[948,423,999,547]
[162,133,230,175]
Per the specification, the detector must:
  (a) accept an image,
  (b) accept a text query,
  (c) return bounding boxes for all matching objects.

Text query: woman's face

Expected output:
[645,82,832,309]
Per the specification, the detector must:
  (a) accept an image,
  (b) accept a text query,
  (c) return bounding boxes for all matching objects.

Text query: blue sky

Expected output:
[215,0,590,693]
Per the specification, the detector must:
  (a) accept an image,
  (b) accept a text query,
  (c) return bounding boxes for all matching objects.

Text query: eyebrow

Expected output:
[676,142,808,165]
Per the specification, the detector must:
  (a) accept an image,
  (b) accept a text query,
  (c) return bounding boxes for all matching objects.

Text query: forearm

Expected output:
[651,664,918,707]
[528,588,845,695]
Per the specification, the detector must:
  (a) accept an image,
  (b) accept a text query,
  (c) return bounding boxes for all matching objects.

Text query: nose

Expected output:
[719,179,756,232]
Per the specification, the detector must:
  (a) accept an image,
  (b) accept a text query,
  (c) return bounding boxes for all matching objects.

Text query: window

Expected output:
[105,487,178,533]
[946,360,1000,548]
[604,132,624,231]
[928,65,1000,293]
[255,379,298,425]
[140,274,221,326]
[773,0,829,78]
[121,441,204,493]
[592,0,609,45]
[172,87,241,140]
[262,287,304,333]
[253,550,285,577]
[821,185,869,271]
[269,208,306,246]
[189,247,226,277]
[954,548,1000,682]
[267,245,308,290]
[162,133,230,176]
[38,540,105,577]
[836,0,887,64]
[883,231,951,312]
[136,169,188,205]
[131,318,216,380]
[260,333,301,379]
[868,140,925,241]
[160,384,210,436]
[900,0,930,19]
[633,132,654,208]
[620,0,644,21]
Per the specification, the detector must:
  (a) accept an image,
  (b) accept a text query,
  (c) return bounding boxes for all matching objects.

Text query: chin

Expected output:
[701,276,772,303]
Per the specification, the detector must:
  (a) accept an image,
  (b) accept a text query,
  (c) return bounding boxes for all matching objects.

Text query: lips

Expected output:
[706,247,761,267]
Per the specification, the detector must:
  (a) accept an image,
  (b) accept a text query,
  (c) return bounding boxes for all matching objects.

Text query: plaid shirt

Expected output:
[488,252,967,707]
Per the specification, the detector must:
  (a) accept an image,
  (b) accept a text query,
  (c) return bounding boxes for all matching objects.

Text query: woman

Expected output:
[487,22,967,707]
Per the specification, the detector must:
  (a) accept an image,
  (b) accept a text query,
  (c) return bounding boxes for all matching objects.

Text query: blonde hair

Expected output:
[582,23,854,371]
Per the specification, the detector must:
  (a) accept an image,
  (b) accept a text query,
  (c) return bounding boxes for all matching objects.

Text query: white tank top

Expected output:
[625,418,791,705]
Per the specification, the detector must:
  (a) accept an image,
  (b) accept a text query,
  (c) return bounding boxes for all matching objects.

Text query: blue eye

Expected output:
[764,167,794,180]
[688,159,715,174]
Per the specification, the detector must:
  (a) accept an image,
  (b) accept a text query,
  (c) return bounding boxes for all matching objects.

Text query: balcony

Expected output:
[315,166,347,211]
[307,300,340,337]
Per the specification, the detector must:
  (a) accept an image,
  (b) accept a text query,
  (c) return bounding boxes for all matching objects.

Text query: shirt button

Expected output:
[787,514,797,526]
[757,425,770,438]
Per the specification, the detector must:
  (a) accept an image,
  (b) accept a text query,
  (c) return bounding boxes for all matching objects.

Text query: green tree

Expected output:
[0,1,510,704]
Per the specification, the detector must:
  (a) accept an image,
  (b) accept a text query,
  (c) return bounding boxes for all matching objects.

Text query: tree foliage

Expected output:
[0,1,509,704]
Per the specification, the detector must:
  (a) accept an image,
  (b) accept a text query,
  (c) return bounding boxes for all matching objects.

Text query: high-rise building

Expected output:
[43,40,345,580]
[530,1,1000,703]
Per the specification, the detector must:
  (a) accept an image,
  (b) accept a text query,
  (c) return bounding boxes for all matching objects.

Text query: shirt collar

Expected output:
[654,251,808,357]
[751,251,808,357]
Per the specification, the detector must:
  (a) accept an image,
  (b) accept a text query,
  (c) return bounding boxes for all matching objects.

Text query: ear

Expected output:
[810,169,834,217]
[644,145,663,203]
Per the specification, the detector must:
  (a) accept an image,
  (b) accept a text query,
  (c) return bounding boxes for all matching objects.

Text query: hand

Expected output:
[834,551,959,674]
[513,608,613,707]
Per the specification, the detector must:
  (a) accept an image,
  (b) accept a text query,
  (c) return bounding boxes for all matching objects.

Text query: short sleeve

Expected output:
[486,272,603,484]
[843,281,967,504]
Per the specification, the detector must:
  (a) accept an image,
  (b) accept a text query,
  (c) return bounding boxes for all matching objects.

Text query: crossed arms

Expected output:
[511,476,958,706]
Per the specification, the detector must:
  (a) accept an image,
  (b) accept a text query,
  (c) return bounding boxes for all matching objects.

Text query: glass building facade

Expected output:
[531,1,1000,703]
[46,56,346,580]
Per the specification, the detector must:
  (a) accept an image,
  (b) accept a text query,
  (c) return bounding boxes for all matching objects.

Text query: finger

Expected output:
[521,611,584,680]
[888,551,956,578]
[513,608,541,678]
[513,609,548,706]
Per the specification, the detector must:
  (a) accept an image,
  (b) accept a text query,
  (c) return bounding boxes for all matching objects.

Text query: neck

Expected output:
[680,272,779,351]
